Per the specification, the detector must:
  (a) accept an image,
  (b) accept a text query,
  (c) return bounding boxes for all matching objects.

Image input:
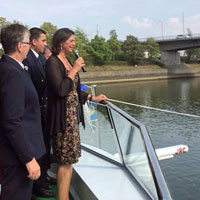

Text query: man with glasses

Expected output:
[23,27,54,198]
[0,24,46,200]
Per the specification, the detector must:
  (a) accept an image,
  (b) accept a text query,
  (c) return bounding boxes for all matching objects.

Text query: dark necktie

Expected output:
[38,55,46,70]
[38,56,42,66]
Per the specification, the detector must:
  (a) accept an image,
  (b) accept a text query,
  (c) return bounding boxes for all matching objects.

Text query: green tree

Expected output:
[0,17,10,56]
[143,37,160,59]
[88,35,112,65]
[12,19,29,29]
[122,35,144,65]
[107,29,122,61]
[40,22,57,45]
[0,46,4,57]
[74,27,89,58]
[75,27,89,47]
[185,48,200,62]
[0,17,10,30]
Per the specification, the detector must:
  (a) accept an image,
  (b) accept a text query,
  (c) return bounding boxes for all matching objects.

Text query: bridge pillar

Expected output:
[161,51,181,66]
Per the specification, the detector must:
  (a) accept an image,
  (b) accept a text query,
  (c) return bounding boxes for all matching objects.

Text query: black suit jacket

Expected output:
[0,55,46,165]
[23,50,48,124]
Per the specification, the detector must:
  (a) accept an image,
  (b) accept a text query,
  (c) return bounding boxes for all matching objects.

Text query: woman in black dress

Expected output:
[45,28,107,200]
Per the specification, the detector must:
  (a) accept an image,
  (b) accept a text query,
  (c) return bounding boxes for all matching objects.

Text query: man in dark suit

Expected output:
[23,28,54,198]
[23,28,48,130]
[0,24,46,200]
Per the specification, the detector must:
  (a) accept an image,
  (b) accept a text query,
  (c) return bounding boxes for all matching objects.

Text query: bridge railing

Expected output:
[139,33,200,42]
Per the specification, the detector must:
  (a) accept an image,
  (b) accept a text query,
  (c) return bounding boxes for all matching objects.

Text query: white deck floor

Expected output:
[73,150,150,200]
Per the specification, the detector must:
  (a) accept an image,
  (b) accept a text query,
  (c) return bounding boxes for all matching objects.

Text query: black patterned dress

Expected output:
[52,74,81,164]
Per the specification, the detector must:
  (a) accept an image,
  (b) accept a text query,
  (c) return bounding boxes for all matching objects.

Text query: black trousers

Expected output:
[1,164,33,200]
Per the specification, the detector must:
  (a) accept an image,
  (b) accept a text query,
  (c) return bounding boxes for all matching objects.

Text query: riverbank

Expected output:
[80,64,200,84]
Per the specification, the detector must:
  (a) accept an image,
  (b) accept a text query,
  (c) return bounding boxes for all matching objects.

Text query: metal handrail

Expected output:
[105,101,172,200]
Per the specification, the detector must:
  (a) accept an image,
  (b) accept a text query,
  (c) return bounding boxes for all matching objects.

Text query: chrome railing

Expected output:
[79,100,172,200]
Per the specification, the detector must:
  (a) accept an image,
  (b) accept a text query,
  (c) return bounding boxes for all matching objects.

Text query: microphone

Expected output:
[73,50,86,72]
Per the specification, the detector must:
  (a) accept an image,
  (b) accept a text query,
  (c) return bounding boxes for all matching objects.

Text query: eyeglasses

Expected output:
[21,41,32,45]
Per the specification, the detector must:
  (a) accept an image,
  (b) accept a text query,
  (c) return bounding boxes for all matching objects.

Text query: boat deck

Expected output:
[34,185,74,200]
[70,150,151,200]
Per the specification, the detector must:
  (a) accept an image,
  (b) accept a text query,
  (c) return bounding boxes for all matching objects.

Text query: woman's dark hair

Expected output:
[51,28,74,55]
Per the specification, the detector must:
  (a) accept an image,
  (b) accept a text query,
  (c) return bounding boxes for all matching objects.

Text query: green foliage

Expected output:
[122,35,144,65]
[0,17,29,30]
[104,60,128,66]
[74,37,88,57]
[146,58,166,67]
[74,27,89,47]
[143,37,160,59]
[0,17,8,56]
[0,48,4,57]
[107,29,122,61]
[12,20,29,29]
[0,16,166,68]
[88,35,112,65]
[185,48,200,63]
[40,22,57,45]
[74,27,89,61]
[0,17,10,30]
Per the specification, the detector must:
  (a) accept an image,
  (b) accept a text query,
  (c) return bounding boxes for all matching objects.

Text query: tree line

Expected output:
[0,17,199,66]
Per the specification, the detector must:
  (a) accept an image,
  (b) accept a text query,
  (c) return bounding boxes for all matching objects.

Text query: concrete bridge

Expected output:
[156,34,200,67]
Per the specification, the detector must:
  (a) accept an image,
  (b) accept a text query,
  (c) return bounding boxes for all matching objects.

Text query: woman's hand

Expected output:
[91,94,108,102]
[73,57,85,73]
[68,57,85,80]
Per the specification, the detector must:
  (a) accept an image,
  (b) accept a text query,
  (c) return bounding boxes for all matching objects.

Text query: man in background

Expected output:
[43,45,52,60]
[23,27,54,198]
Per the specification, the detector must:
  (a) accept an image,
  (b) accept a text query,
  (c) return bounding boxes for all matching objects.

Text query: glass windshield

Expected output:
[79,102,170,199]
[80,103,121,163]
[110,108,158,199]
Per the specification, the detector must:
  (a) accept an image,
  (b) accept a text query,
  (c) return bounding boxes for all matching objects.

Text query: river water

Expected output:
[96,77,200,200]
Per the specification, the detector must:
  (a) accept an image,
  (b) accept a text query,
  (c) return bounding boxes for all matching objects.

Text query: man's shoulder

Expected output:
[0,59,23,85]
[25,50,32,58]
[0,55,22,72]
[23,51,36,67]
[46,54,60,66]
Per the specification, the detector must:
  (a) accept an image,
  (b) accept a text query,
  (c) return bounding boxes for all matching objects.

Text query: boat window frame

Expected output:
[81,101,172,200]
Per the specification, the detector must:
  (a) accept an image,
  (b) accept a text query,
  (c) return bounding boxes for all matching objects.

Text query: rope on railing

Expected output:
[108,98,200,118]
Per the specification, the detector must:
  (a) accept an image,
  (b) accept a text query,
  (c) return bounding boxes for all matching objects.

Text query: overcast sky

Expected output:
[1,0,200,40]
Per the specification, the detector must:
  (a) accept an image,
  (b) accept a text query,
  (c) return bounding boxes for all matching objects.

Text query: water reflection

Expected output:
[95,77,200,200]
